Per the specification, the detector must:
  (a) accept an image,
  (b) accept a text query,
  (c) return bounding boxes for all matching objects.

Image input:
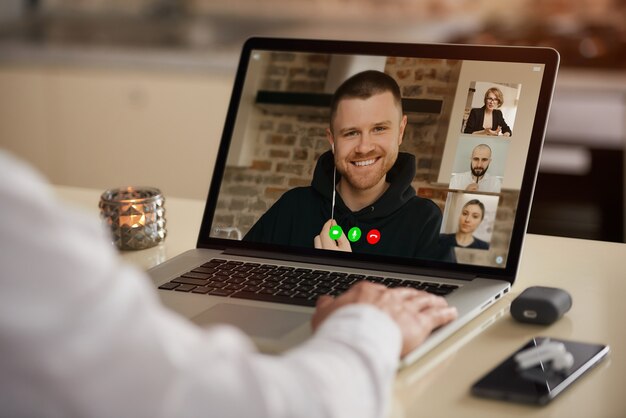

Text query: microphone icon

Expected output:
[347,227,362,243]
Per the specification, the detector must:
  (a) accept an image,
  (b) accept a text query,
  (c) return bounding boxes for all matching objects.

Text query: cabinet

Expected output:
[0,65,233,199]
[528,70,626,242]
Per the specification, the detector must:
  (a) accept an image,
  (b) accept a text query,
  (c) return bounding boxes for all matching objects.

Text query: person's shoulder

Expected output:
[243,186,316,240]
[473,237,490,249]
[406,195,442,215]
[450,171,470,183]
[285,186,313,196]
[274,186,316,203]
[484,173,502,185]
[439,233,455,242]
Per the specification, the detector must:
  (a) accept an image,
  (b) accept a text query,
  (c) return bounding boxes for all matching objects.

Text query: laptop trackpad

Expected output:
[193,304,311,339]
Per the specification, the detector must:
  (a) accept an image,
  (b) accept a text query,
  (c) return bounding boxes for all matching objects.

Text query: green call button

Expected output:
[329,225,343,240]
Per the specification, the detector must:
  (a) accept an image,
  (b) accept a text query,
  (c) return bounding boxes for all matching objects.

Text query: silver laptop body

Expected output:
[148,38,559,367]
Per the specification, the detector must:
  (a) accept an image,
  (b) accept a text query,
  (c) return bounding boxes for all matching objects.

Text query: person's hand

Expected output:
[314,219,352,252]
[465,182,479,192]
[486,126,501,136]
[312,281,458,358]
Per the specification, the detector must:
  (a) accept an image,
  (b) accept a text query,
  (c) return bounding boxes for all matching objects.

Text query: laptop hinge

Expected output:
[223,247,476,281]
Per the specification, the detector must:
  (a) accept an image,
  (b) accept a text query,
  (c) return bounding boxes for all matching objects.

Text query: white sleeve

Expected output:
[481,175,502,193]
[492,176,503,192]
[0,152,401,418]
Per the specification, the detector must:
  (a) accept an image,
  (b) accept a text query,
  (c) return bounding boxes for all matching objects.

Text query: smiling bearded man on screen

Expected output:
[244,70,448,261]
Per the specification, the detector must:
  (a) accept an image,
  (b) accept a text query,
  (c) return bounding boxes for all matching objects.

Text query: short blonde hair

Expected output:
[484,87,504,108]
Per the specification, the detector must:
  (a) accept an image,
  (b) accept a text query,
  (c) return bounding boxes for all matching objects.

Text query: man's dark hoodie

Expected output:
[244,151,446,261]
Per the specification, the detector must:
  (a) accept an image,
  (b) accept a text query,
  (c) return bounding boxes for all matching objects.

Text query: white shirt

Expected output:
[449,171,502,193]
[0,151,401,418]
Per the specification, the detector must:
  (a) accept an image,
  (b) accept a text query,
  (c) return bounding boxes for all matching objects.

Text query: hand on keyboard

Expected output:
[311,281,458,358]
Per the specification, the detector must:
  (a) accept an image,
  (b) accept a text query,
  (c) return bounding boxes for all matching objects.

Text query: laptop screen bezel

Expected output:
[197,37,560,285]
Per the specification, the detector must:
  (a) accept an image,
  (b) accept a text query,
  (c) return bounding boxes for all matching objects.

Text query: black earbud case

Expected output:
[510,286,572,325]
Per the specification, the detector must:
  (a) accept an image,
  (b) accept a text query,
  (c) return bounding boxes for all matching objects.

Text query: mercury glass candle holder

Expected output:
[99,187,167,251]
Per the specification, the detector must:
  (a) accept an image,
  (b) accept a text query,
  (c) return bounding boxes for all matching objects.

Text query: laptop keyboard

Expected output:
[158,258,459,307]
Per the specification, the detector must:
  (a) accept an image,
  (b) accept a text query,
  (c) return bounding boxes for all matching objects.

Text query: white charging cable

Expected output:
[331,166,336,221]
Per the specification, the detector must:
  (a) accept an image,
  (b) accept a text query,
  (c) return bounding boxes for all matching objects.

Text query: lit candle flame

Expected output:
[119,204,146,228]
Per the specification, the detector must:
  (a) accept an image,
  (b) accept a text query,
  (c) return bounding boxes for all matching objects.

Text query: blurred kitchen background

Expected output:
[1,0,625,242]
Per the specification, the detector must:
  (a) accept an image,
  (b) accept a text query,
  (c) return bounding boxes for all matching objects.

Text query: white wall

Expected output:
[0,65,233,199]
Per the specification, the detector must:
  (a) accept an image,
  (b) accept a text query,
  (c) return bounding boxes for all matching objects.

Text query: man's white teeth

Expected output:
[353,159,376,167]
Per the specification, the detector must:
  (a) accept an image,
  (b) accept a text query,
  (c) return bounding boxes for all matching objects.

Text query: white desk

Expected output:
[54,185,626,418]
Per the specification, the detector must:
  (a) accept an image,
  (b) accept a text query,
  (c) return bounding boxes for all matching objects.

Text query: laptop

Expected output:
[149,37,559,367]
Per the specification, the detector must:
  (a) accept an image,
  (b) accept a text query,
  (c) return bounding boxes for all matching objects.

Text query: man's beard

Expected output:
[337,152,397,191]
[471,163,489,179]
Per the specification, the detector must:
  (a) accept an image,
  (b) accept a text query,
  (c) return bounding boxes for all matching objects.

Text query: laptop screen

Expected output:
[199,38,558,279]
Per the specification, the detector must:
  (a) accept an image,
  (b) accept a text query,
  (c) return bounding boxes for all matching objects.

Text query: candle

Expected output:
[99,187,166,251]
[119,203,146,228]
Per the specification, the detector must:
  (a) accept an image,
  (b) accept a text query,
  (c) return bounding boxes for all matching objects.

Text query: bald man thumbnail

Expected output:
[449,144,501,193]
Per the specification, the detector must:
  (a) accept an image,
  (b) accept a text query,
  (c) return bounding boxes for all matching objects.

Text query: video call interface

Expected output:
[209,49,546,268]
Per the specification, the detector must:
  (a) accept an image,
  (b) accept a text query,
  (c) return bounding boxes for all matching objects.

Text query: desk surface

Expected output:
[55,185,626,418]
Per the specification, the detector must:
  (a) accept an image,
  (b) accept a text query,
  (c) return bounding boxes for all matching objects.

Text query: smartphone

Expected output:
[471,337,609,405]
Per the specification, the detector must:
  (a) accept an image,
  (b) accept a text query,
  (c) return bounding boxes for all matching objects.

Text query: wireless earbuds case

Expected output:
[510,286,572,325]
